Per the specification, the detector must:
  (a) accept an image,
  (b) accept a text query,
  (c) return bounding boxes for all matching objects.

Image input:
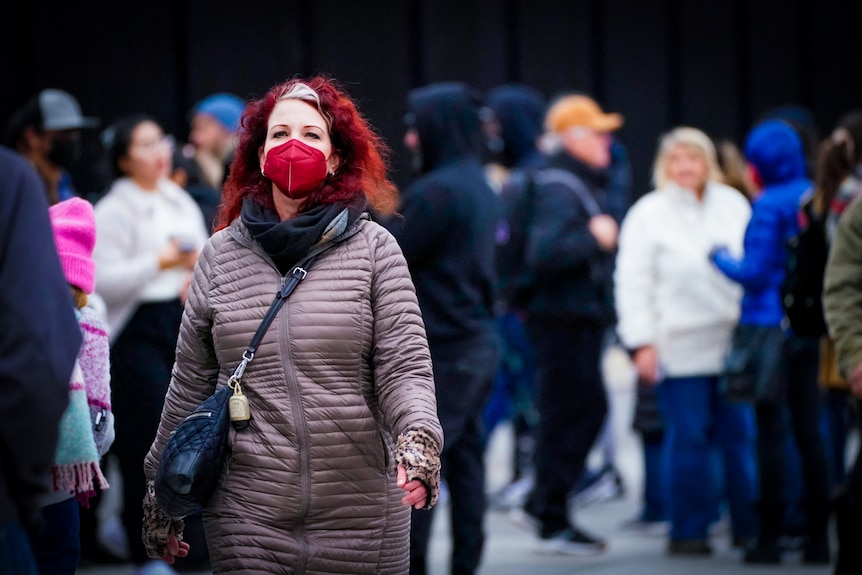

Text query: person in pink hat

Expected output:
[30,196,114,575]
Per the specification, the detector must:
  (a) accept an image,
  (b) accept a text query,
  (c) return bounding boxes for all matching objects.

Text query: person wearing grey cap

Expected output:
[2,89,99,205]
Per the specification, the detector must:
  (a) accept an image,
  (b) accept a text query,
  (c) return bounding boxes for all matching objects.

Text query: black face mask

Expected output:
[409,147,424,175]
[47,136,82,169]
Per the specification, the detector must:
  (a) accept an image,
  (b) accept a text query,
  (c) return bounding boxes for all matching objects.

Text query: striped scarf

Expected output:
[52,360,108,506]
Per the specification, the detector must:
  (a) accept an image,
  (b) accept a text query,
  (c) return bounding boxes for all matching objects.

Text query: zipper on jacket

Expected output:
[281,304,312,573]
[180,411,214,422]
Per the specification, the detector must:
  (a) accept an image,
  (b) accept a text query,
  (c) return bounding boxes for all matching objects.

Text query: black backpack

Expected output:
[781,193,829,337]
[495,169,537,310]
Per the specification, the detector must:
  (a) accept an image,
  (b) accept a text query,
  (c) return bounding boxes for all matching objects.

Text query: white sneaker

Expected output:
[619,517,670,537]
[490,476,534,510]
[98,515,130,560]
[571,467,625,508]
[508,507,540,535]
[533,525,608,556]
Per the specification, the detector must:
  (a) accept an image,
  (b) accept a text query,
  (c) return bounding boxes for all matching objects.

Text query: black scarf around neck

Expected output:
[241,197,365,275]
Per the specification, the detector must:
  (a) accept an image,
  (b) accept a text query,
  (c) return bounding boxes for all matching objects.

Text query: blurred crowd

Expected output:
[2,78,861,575]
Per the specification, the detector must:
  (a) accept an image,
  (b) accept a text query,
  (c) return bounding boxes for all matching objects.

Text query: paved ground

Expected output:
[78,346,839,574]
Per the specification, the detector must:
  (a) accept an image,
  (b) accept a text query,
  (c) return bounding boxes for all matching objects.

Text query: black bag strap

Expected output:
[532,168,603,217]
[250,254,317,355]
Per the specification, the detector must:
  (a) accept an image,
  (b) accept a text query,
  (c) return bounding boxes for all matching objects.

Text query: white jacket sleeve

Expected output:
[614,198,660,350]
[93,195,161,309]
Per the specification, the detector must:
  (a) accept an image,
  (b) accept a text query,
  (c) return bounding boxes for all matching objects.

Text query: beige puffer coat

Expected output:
[144,213,443,574]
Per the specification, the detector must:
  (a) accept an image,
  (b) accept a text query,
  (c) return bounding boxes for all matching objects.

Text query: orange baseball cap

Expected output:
[545,95,623,133]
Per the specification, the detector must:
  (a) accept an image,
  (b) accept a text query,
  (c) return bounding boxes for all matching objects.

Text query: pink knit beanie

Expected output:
[49,197,96,294]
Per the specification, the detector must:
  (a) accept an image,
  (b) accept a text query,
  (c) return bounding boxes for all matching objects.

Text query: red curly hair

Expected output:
[214,76,398,231]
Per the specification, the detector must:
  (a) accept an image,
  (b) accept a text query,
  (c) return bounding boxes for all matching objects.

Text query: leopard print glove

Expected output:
[142,479,185,559]
[395,427,442,509]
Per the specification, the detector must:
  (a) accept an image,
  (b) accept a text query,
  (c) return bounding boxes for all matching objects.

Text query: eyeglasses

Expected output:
[132,134,175,153]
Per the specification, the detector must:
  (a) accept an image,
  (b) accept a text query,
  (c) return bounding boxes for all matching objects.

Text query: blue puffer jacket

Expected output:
[710,120,811,326]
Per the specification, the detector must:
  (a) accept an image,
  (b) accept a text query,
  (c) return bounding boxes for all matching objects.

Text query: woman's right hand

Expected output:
[633,345,660,385]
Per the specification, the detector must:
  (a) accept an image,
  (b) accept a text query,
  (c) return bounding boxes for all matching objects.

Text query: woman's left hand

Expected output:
[397,464,428,509]
[142,479,190,560]
[161,530,190,565]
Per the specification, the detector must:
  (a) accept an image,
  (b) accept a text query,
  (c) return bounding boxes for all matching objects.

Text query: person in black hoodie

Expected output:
[506,93,622,555]
[384,82,501,575]
[0,145,80,574]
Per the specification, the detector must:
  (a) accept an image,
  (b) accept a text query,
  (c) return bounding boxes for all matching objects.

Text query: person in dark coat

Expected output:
[507,93,621,555]
[384,81,502,575]
[823,191,862,575]
[0,145,80,574]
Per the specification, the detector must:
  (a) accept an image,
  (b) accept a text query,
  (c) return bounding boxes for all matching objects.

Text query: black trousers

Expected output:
[525,320,608,536]
[410,333,499,575]
[109,300,212,567]
[754,335,831,542]
[835,397,862,574]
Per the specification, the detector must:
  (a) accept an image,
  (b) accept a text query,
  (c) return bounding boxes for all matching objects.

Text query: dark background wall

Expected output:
[3,0,861,198]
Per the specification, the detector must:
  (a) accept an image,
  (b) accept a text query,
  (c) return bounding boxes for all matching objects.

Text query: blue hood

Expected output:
[743,119,807,186]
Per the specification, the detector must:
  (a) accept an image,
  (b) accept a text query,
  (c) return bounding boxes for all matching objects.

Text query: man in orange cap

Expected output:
[508,93,625,556]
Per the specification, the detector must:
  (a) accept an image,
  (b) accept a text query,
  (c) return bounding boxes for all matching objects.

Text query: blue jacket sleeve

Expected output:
[710,198,783,291]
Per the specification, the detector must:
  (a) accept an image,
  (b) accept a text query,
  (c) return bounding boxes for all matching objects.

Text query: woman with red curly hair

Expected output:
[140,76,443,574]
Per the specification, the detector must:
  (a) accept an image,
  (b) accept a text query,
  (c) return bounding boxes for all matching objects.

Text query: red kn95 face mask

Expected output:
[263,139,329,199]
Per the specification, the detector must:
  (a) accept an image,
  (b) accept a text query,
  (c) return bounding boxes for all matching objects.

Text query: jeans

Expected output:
[823,388,853,488]
[835,396,862,574]
[482,311,537,450]
[658,375,758,541]
[640,432,667,523]
[0,519,40,575]
[32,497,80,575]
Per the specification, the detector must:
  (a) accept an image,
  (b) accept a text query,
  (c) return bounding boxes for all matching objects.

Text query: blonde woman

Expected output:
[614,127,757,555]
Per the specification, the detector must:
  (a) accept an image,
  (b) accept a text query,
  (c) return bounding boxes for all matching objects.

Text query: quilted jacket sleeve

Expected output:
[367,224,443,505]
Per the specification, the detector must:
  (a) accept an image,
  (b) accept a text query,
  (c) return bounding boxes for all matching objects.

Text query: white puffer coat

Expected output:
[144,213,442,574]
